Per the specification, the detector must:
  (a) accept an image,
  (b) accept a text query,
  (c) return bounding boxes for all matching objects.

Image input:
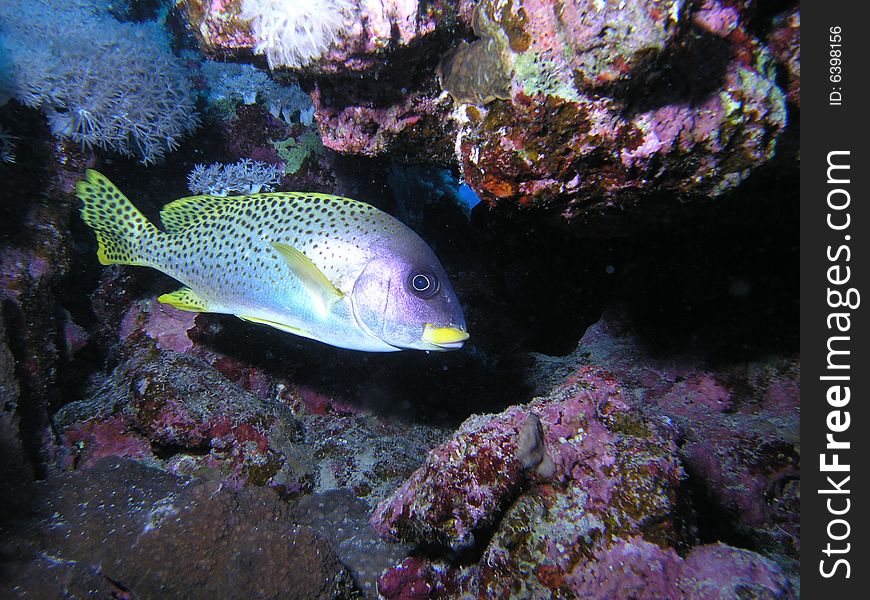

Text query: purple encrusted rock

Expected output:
[371,365,683,553]
[375,306,799,598]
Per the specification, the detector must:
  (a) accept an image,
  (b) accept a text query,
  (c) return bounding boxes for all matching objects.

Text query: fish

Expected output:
[76,169,469,352]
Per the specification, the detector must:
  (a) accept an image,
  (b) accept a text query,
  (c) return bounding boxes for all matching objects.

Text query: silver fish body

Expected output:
[77,170,468,352]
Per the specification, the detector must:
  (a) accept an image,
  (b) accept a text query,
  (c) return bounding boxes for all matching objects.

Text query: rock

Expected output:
[298,405,450,506]
[554,307,800,560]
[767,7,800,108]
[372,306,799,597]
[371,365,684,553]
[1,457,354,599]
[0,119,94,477]
[678,543,795,599]
[180,1,795,225]
[0,315,33,484]
[294,489,414,597]
[57,280,453,502]
[453,0,788,218]
[179,0,256,57]
[53,343,306,490]
[312,84,456,161]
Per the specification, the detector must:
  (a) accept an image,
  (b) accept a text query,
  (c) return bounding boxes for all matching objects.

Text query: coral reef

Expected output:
[241,0,357,69]
[371,368,688,593]
[273,129,325,175]
[182,0,451,74]
[294,489,414,597]
[371,306,799,597]
[0,1,800,597]
[438,5,513,105]
[311,85,454,160]
[566,308,801,560]
[200,60,315,123]
[183,0,797,224]
[52,276,456,503]
[0,111,93,478]
[767,7,800,108]
[451,0,789,218]
[0,125,14,163]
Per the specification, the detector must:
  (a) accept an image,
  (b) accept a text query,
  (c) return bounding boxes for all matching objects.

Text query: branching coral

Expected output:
[200,60,314,123]
[187,159,283,196]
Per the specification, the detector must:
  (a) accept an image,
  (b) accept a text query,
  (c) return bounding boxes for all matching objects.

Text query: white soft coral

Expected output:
[241,0,356,69]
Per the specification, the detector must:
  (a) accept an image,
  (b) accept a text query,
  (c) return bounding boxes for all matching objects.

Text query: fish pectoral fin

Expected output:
[270,241,344,314]
[158,287,210,312]
[238,315,314,339]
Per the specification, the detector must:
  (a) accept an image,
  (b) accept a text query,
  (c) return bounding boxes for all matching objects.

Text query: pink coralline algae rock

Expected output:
[120,299,199,353]
[372,366,684,553]
[312,86,453,158]
[557,538,793,599]
[182,0,793,223]
[373,366,796,597]
[692,0,741,37]
[374,307,799,598]
[767,7,800,107]
[567,308,800,558]
[451,0,788,217]
[678,543,795,599]
[510,0,684,89]
[318,0,792,224]
[53,345,304,489]
[179,0,255,55]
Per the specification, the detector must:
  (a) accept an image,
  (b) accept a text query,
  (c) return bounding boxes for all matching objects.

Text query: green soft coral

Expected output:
[272,129,324,175]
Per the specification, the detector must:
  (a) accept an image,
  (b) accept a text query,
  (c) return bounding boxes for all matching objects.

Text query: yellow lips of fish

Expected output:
[422,323,470,349]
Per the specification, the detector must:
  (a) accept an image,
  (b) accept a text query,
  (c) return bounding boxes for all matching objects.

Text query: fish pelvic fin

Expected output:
[270,241,344,316]
[77,169,158,266]
[158,287,210,312]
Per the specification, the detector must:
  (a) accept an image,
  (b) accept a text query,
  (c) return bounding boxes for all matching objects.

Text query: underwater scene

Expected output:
[0,0,799,597]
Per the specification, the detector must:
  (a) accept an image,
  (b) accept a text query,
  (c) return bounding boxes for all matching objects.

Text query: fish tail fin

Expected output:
[77,169,159,266]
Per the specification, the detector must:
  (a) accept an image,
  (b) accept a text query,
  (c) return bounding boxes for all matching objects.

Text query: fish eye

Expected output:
[407,270,439,298]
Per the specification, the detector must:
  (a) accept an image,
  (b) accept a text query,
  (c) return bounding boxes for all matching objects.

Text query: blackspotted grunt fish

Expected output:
[76,170,469,352]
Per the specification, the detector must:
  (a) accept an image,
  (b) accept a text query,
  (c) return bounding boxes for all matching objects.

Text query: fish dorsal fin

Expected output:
[159,195,240,233]
[157,287,210,312]
[270,241,344,316]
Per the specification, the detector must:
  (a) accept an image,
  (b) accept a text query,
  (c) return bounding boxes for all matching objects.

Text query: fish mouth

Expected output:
[421,323,470,350]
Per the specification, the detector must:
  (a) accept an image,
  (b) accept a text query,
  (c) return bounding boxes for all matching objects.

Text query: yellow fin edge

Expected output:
[238,315,313,339]
[157,287,209,312]
[270,241,343,314]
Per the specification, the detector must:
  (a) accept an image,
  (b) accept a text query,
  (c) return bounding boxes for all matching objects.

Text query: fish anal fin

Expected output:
[270,241,344,315]
[238,315,314,339]
[157,287,210,312]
